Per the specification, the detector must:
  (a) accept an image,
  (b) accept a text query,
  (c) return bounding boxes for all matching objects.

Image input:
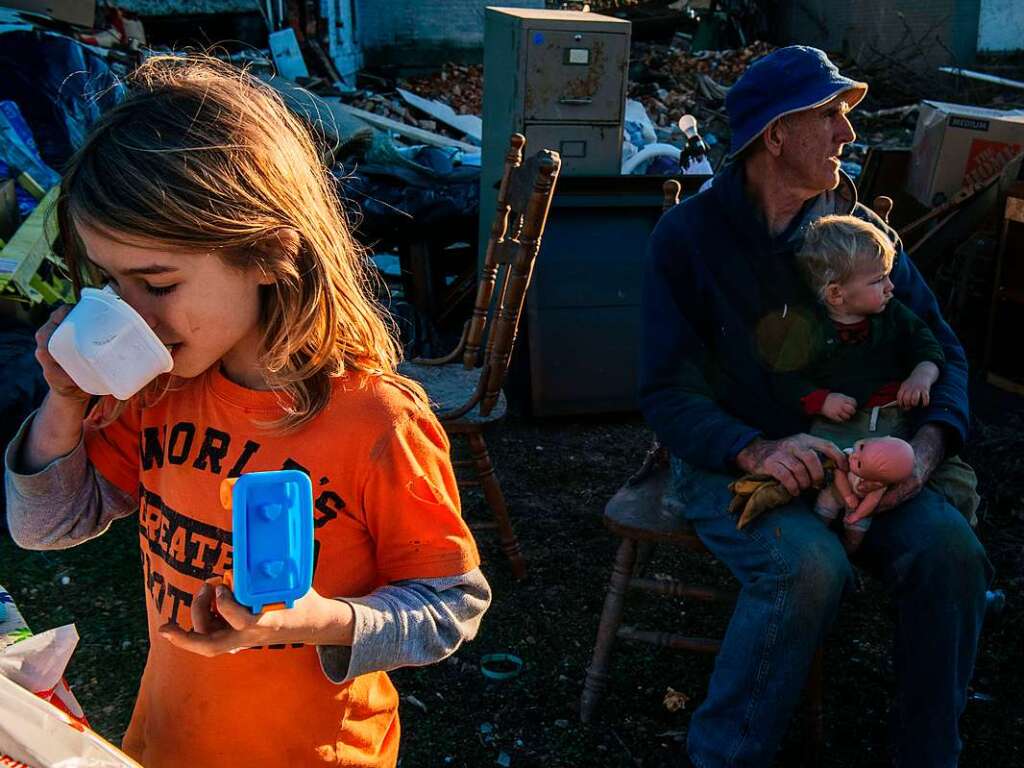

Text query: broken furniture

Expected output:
[983,181,1024,391]
[579,454,825,766]
[900,151,1024,280]
[399,134,562,579]
[860,145,1024,280]
[480,7,631,262]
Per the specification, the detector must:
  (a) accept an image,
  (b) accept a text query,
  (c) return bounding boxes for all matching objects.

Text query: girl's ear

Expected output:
[824,282,844,307]
[255,228,301,285]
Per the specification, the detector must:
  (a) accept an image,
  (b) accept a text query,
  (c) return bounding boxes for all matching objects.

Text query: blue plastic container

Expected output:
[221,470,314,613]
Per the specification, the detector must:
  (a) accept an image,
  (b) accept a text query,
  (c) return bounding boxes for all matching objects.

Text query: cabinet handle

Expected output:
[558,97,593,105]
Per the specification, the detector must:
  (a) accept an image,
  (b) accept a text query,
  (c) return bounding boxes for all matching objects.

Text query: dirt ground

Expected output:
[2,373,1021,767]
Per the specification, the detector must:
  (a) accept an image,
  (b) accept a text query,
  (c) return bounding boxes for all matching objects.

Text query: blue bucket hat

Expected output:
[725,46,867,158]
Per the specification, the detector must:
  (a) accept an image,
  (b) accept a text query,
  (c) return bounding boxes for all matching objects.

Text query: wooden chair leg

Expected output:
[633,540,657,578]
[802,647,825,767]
[581,537,638,723]
[467,432,526,579]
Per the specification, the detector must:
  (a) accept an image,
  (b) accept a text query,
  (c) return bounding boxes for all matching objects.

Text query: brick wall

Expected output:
[355,0,544,51]
[775,0,982,73]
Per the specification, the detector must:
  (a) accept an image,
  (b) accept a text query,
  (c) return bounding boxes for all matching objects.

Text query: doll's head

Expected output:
[797,215,895,316]
[849,437,915,482]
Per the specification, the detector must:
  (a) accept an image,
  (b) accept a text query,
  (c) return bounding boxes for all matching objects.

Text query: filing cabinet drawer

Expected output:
[523,29,628,123]
[524,122,623,176]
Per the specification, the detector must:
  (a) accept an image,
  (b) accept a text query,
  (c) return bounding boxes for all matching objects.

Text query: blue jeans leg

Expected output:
[856,486,993,768]
[670,458,854,768]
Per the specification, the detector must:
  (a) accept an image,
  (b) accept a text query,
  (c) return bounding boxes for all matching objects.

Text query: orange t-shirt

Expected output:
[85,367,479,767]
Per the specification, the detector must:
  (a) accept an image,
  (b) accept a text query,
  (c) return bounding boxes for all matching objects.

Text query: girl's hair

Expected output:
[797,214,895,303]
[57,54,411,431]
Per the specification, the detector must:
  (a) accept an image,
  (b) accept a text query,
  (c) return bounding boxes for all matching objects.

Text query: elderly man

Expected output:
[640,47,992,768]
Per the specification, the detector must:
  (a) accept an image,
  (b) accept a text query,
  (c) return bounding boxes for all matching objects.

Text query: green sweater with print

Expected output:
[769,298,946,414]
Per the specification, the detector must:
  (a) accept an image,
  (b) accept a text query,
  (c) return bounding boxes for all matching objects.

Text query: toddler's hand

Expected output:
[897,376,932,409]
[821,393,857,422]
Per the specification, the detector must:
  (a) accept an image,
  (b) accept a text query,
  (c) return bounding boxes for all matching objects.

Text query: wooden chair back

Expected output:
[464,133,561,416]
[872,195,894,224]
[662,179,682,212]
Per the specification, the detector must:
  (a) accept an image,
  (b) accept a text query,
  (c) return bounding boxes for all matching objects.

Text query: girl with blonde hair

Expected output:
[5,55,490,767]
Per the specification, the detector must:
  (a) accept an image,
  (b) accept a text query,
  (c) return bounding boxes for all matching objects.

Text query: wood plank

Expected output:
[0,187,59,302]
[987,372,1024,396]
[327,100,479,153]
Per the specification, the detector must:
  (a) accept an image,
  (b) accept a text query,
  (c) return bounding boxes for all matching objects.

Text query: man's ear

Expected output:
[762,118,786,158]
[824,282,844,307]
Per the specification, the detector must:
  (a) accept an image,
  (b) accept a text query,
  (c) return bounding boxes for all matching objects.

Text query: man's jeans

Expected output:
[669,457,993,768]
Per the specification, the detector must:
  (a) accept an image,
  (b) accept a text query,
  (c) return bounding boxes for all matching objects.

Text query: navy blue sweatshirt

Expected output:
[639,161,969,472]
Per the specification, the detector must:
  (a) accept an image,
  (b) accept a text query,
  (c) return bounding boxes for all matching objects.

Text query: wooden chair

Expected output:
[399,134,561,579]
[662,177,682,210]
[580,453,825,766]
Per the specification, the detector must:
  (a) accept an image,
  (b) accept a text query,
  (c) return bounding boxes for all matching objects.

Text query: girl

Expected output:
[4,56,490,767]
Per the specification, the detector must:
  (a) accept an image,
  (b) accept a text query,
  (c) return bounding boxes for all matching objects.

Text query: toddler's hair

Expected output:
[56,54,412,431]
[797,214,895,302]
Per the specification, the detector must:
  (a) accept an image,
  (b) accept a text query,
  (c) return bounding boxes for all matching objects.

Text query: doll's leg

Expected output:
[841,515,870,554]
[841,487,884,554]
[814,487,843,527]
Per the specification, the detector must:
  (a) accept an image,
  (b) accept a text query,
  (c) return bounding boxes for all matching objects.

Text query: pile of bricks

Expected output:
[401,63,484,116]
[628,40,775,127]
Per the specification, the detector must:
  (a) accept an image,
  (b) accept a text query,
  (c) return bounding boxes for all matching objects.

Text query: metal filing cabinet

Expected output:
[480,7,631,259]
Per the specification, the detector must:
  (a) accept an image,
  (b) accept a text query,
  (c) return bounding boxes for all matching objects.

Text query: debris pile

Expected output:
[628,40,774,128]
[402,64,484,117]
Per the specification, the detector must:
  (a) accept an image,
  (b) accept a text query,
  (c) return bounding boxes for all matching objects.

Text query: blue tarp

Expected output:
[0,31,124,175]
[0,101,55,218]
[0,30,124,223]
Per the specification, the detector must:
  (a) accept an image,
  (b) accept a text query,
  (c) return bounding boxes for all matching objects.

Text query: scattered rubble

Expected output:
[402,63,484,117]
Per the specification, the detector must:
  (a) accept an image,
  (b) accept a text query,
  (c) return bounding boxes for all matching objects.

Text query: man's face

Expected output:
[778,97,857,194]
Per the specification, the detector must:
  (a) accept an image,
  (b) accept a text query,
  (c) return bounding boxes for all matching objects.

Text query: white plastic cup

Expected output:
[48,285,173,401]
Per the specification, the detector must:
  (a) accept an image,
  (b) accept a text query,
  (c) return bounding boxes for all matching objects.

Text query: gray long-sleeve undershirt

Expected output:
[4,412,491,683]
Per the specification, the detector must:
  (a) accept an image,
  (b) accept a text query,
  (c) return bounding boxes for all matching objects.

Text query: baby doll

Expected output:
[816,436,915,553]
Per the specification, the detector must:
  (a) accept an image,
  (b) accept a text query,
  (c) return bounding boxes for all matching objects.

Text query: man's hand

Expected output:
[735,434,848,497]
[821,393,857,422]
[869,423,947,517]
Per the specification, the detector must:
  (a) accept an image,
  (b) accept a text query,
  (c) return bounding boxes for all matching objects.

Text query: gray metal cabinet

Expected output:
[507,176,708,417]
[480,8,631,259]
[517,176,663,416]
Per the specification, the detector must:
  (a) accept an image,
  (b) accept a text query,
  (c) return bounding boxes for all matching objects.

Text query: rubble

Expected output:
[628,40,774,129]
[401,63,484,117]
[339,40,777,171]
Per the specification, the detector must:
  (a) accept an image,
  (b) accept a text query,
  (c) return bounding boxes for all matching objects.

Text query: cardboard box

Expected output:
[906,100,1024,207]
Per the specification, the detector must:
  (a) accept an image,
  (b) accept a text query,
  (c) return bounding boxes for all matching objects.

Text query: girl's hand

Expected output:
[821,393,857,422]
[21,306,94,473]
[158,582,355,657]
[35,305,91,404]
